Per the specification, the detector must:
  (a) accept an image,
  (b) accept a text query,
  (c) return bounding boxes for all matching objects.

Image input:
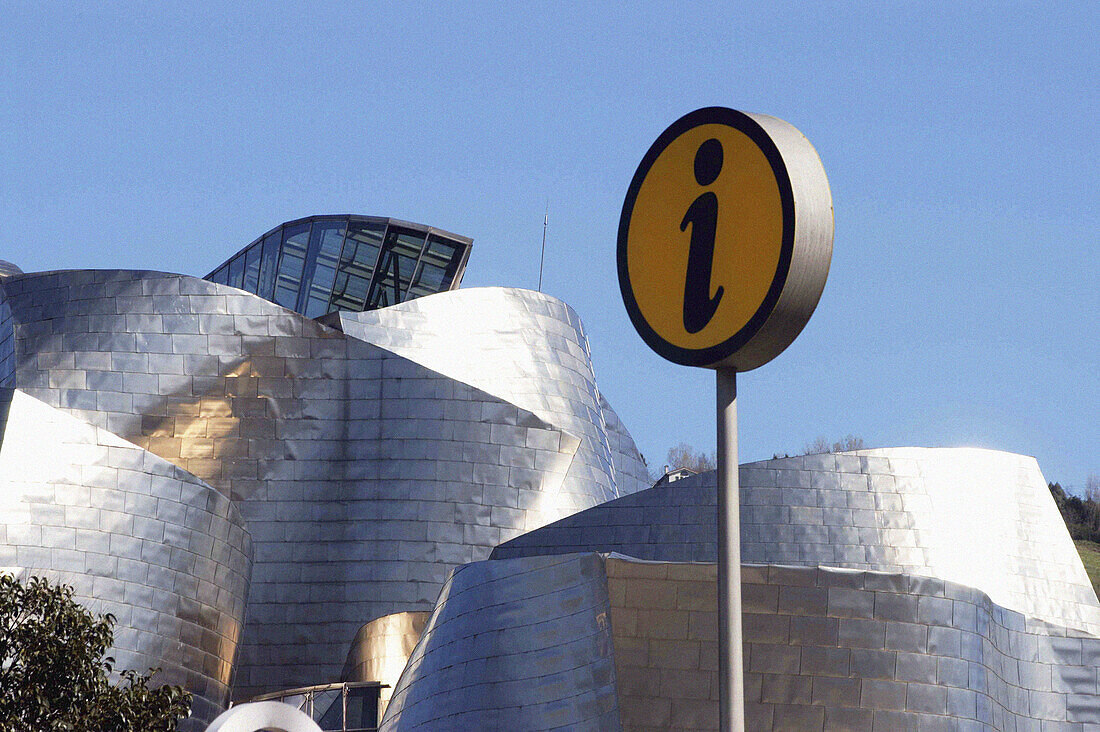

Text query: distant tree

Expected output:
[802,434,866,455]
[1085,476,1100,533]
[835,435,866,452]
[1050,479,1100,544]
[1087,475,1100,504]
[664,442,717,474]
[1050,481,1067,506]
[0,574,191,732]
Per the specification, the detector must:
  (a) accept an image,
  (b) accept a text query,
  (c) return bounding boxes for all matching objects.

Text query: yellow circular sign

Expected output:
[618,107,833,370]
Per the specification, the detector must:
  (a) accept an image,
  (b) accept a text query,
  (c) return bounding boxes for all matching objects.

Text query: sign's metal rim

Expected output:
[617,106,796,368]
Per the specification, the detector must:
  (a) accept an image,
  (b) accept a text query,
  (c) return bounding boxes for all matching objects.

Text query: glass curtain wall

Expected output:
[330,221,386,312]
[258,230,281,301]
[205,216,469,318]
[299,220,348,318]
[366,228,426,309]
[406,234,463,300]
[272,222,312,310]
[243,242,262,292]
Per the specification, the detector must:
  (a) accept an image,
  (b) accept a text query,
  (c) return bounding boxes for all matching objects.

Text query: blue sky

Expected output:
[1,3,1096,489]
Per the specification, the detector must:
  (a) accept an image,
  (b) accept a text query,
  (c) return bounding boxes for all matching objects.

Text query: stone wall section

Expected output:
[608,557,1100,731]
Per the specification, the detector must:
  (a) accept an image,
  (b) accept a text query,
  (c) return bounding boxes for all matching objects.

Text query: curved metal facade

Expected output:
[495,447,1100,634]
[0,259,23,277]
[388,553,1100,730]
[0,268,648,709]
[381,553,620,731]
[338,286,651,508]
[0,387,251,726]
[341,611,431,717]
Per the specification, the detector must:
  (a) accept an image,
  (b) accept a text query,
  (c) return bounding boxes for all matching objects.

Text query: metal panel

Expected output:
[380,553,620,731]
[385,552,1100,731]
[339,286,651,508]
[341,611,431,719]
[494,448,1100,636]
[0,269,646,706]
[0,388,251,728]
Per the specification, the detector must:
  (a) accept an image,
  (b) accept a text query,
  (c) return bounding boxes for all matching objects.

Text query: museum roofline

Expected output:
[204,214,472,277]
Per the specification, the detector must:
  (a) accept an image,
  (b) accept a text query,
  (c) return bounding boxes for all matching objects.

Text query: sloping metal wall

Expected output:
[338,286,651,506]
[386,553,1100,730]
[0,269,647,707]
[0,388,251,725]
[381,553,620,731]
[495,448,1100,634]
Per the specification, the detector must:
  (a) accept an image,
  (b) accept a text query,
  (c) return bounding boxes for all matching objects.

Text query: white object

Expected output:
[204,701,323,732]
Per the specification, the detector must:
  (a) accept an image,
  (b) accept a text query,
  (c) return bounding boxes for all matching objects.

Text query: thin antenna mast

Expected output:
[538,201,548,292]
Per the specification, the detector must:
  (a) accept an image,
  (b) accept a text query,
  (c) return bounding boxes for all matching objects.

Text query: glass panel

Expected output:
[228,254,246,289]
[366,227,426,309]
[299,219,347,318]
[406,235,462,300]
[272,222,311,311]
[330,220,386,313]
[345,686,379,731]
[242,242,262,293]
[258,230,281,301]
[313,689,343,729]
[209,265,229,285]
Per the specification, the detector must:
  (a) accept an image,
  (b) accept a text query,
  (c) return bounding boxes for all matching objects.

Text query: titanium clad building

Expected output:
[0,217,649,728]
[2,218,1098,731]
[387,449,1100,731]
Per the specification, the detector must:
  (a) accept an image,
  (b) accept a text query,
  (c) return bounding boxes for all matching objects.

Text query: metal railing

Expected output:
[247,680,387,732]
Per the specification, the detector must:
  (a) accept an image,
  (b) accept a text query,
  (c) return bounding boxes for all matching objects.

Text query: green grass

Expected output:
[1074,540,1100,598]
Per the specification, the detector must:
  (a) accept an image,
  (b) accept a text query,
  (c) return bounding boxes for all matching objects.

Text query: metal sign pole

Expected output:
[617,107,831,729]
[716,366,743,731]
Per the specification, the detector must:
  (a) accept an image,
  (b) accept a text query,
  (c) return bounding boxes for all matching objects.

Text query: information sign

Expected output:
[618,106,832,371]
[617,106,833,731]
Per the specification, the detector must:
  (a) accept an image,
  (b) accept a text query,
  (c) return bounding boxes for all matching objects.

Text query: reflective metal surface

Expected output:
[495,447,1100,634]
[0,388,252,727]
[380,553,620,731]
[0,269,648,711]
[338,286,651,510]
[391,552,1100,730]
[341,612,430,719]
